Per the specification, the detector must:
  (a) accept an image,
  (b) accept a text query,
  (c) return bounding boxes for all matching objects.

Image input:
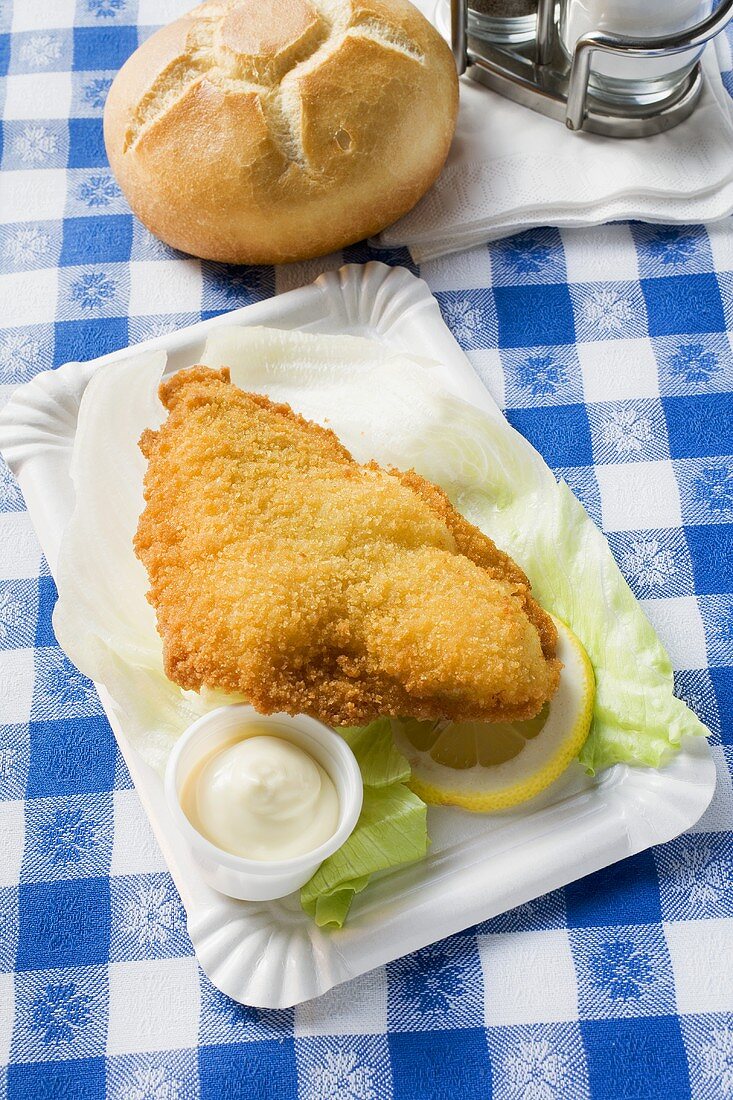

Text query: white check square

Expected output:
[579,339,660,403]
[665,919,733,1014]
[0,170,68,223]
[0,801,25,888]
[107,957,201,1055]
[275,253,343,296]
[467,349,505,409]
[110,790,167,877]
[479,929,578,1026]
[688,745,733,833]
[12,1,76,32]
[0,973,14,1066]
[0,649,35,727]
[0,514,43,579]
[128,260,203,317]
[3,72,73,121]
[595,460,682,531]
[562,224,640,284]
[422,246,494,292]
[0,271,59,328]
[638,596,708,671]
[137,0,193,24]
[295,968,388,1037]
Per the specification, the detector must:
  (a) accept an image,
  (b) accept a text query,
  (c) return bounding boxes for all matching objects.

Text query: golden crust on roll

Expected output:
[103,0,459,263]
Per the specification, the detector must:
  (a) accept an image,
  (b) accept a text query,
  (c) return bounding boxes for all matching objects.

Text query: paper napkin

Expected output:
[377,3,733,261]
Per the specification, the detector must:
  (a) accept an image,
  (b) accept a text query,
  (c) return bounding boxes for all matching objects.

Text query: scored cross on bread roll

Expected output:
[104,0,458,264]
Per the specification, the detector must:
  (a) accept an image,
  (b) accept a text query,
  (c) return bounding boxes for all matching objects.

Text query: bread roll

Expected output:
[104,0,458,264]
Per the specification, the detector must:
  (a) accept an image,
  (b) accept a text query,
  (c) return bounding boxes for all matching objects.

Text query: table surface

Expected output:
[0,3,732,1099]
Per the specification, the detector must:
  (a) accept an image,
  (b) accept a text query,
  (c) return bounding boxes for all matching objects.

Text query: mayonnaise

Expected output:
[180,730,340,861]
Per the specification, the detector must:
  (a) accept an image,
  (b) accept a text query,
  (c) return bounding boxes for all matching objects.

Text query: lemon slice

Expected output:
[391,619,595,812]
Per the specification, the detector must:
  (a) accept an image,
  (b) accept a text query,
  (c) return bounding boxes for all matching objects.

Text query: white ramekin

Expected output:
[164,704,363,902]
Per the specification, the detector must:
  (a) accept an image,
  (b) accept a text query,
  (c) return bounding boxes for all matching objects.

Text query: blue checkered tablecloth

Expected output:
[1,3,732,1098]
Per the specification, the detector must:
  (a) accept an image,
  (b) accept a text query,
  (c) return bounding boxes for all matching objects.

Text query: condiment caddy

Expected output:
[452,0,733,135]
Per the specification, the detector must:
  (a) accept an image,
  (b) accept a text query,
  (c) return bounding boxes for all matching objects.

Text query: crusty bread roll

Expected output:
[104,0,458,264]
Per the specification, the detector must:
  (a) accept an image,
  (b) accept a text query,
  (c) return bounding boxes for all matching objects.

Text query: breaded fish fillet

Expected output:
[134,366,561,726]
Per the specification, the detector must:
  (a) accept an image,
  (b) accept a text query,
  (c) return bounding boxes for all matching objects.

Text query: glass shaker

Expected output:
[468,0,538,46]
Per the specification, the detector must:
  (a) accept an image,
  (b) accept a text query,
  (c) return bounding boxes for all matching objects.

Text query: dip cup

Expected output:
[165,704,363,902]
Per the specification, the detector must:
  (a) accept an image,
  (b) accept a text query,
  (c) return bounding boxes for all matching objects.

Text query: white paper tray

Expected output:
[0,262,715,1008]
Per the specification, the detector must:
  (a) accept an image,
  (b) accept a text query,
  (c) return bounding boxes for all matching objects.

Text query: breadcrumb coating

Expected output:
[134,366,561,726]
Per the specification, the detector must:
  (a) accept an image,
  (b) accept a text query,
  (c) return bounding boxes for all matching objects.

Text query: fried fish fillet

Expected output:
[134,366,561,726]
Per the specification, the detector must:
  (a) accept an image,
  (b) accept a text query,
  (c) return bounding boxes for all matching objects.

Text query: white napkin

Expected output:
[377,2,733,261]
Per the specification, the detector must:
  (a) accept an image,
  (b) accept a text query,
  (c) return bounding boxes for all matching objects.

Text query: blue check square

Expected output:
[642,274,725,337]
[711,666,733,744]
[1,120,69,171]
[654,832,733,921]
[11,965,109,1064]
[34,577,58,650]
[555,465,602,527]
[679,1012,733,1100]
[390,1028,492,1100]
[494,283,575,347]
[570,923,676,1019]
[565,850,662,929]
[489,227,567,286]
[60,214,133,266]
[674,669,722,742]
[71,71,115,117]
[664,393,733,459]
[0,579,38,651]
[106,1051,199,1100]
[434,290,498,350]
[506,404,593,468]
[485,1022,589,1100]
[501,343,583,408]
[68,118,107,168]
[606,528,694,599]
[0,221,63,275]
[387,937,484,1032]
[54,317,128,367]
[0,886,19,971]
[31,648,102,723]
[652,332,733,397]
[685,523,733,595]
[476,888,566,934]
[10,30,74,75]
[65,168,125,217]
[295,1035,392,1100]
[109,873,192,963]
[198,1040,298,1100]
[7,1058,105,1100]
[569,280,647,342]
[0,324,54,385]
[587,399,669,465]
[200,263,276,312]
[198,969,291,1045]
[22,793,113,884]
[73,26,137,71]
[674,457,733,526]
[0,724,30,802]
[632,224,714,279]
[17,878,111,971]
[0,34,9,77]
[581,1016,689,1100]
[27,716,116,799]
[698,594,733,668]
[74,0,140,28]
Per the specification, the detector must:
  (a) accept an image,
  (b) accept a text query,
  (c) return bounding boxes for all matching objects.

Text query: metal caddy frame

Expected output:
[450,0,733,136]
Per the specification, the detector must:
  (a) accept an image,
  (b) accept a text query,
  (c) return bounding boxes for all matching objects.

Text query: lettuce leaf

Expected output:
[404,395,709,774]
[301,721,428,928]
